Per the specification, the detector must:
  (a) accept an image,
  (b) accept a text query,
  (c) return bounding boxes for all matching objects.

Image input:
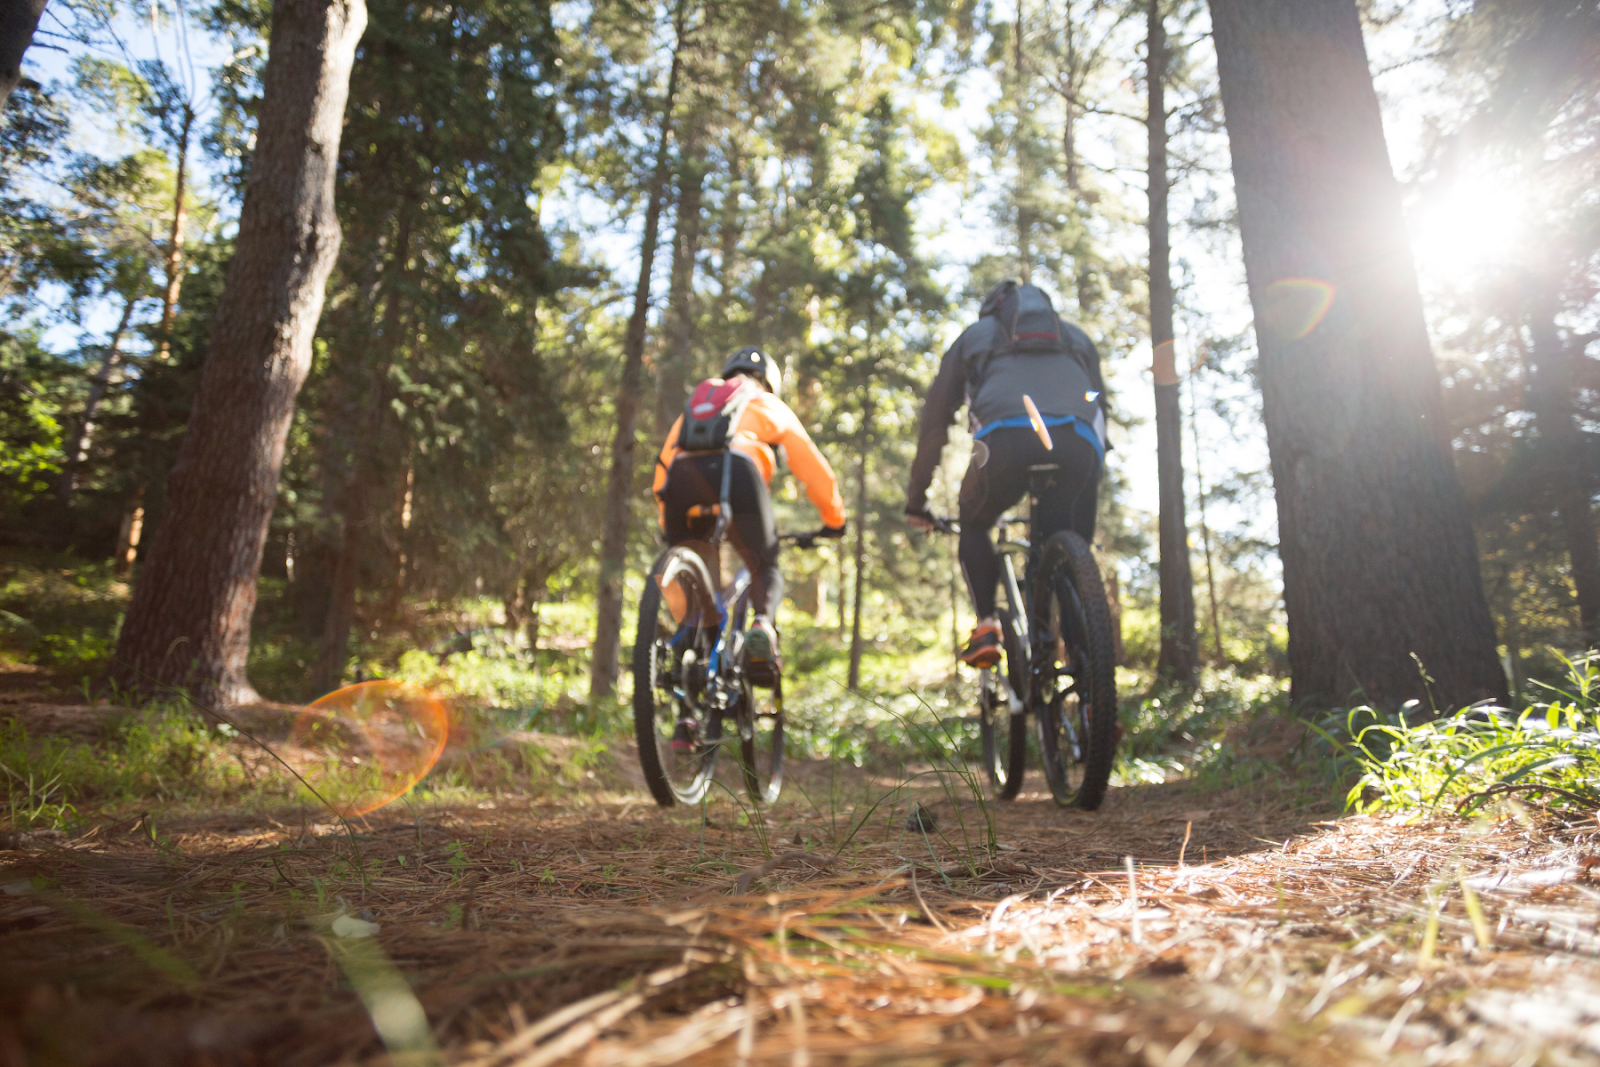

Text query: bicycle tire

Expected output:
[632,547,724,807]
[1032,531,1118,810]
[736,676,785,805]
[979,597,1029,801]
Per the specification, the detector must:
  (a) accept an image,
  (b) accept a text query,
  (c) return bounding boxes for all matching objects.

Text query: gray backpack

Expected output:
[965,283,1101,432]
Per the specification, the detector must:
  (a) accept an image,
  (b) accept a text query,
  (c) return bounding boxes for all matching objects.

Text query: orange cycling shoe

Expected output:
[959,621,1003,668]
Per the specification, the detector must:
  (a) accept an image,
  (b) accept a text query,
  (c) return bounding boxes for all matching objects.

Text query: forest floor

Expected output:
[2,675,1600,1066]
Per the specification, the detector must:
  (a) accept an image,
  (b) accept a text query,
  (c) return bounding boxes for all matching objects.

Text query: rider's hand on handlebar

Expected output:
[818,523,847,540]
[905,507,936,532]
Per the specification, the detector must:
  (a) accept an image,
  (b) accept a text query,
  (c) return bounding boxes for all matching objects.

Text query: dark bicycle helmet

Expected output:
[720,346,783,396]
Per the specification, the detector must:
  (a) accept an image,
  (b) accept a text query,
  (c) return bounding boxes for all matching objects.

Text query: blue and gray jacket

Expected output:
[906,283,1109,514]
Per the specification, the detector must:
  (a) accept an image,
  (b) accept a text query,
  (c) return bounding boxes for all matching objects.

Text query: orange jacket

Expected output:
[653,387,847,530]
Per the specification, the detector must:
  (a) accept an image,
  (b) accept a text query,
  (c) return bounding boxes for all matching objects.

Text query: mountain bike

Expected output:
[632,518,826,808]
[933,461,1119,809]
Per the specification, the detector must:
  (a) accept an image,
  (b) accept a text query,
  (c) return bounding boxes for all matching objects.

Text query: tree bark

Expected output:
[1190,372,1226,666]
[847,416,869,692]
[60,286,141,505]
[0,0,45,111]
[158,105,195,361]
[1209,0,1505,709]
[589,0,687,702]
[1524,280,1600,647]
[1149,0,1197,687]
[108,0,367,708]
[1013,0,1032,284]
[310,207,412,697]
[657,131,705,435]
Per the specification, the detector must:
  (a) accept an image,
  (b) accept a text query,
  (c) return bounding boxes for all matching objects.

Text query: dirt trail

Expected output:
[2,715,1598,1066]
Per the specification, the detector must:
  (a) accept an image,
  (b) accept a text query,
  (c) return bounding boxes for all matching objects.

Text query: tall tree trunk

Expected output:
[657,131,705,434]
[847,415,870,692]
[1013,0,1032,284]
[836,541,846,633]
[1149,0,1197,687]
[589,0,687,702]
[0,0,45,110]
[108,0,367,708]
[1190,372,1225,666]
[1524,280,1600,647]
[311,473,365,695]
[59,286,140,505]
[158,105,195,361]
[1209,0,1505,709]
[1061,3,1095,315]
[310,208,412,696]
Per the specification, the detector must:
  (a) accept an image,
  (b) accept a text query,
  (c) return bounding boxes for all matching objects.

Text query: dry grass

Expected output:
[2,715,1599,1067]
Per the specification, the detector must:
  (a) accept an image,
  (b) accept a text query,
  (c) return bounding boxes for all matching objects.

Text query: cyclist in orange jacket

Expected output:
[653,346,847,683]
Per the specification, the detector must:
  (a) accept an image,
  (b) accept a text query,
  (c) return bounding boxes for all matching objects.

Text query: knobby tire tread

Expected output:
[632,547,718,807]
[1056,532,1118,809]
[1034,531,1118,810]
[992,607,1028,801]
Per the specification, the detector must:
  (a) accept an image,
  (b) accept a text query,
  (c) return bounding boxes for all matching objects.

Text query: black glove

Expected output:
[819,523,847,540]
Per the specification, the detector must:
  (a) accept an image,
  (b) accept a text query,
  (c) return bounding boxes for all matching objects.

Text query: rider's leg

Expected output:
[722,453,783,682]
[1029,431,1102,545]
[956,430,1032,665]
[722,452,781,617]
[660,454,723,583]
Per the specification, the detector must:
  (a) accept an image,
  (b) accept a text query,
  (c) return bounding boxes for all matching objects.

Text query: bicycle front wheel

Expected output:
[735,676,785,805]
[632,547,724,806]
[1033,531,1118,810]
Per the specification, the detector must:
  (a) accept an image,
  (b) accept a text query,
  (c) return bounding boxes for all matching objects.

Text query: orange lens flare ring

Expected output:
[1261,278,1336,342]
[291,680,450,816]
[1022,394,1054,451]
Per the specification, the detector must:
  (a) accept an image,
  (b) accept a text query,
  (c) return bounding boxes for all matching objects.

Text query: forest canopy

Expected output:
[1,0,1596,713]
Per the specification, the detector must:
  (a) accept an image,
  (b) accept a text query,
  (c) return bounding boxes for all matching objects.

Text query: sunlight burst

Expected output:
[1408,171,1527,289]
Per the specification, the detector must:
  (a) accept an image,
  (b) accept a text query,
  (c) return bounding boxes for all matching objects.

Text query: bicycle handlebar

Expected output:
[780,528,839,550]
[921,514,1027,536]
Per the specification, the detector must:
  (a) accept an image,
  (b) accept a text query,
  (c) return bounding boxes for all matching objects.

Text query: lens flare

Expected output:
[292,681,449,816]
[1260,278,1336,342]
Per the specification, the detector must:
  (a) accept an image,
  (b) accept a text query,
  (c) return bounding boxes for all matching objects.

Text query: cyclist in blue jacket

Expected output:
[905,281,1110,667]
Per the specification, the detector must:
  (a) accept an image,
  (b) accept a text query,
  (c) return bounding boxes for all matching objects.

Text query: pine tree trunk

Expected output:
[311,208,412,696]
[589,4,686,703]
[847,415,869,691]
[657,133,705,434]
[1149,0,1197,687]
[158,106,194,361]
[1209,0,1505,709]
[1190,374,1226,666]
[108,0,367,708]
[60,287,140,505]
[0,0,45,110]
[1525,281,1600,647]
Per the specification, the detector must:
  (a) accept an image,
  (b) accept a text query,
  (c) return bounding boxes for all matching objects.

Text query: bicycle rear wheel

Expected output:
[1033,531,1118,810]
[979,594,1029,801]
[736,676,785,805]
[632,547,725,806]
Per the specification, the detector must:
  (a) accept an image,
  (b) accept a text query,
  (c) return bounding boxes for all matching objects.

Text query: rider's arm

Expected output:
[652,415,683,530]
[905,336,969,514]
[748,394,846,528]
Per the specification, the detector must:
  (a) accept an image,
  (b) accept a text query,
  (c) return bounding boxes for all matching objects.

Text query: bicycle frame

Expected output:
[698,564,751,720]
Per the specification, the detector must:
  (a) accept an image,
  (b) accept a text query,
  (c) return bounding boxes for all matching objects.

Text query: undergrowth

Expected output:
[1322,652,1600,816]
[0,708,260,831]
